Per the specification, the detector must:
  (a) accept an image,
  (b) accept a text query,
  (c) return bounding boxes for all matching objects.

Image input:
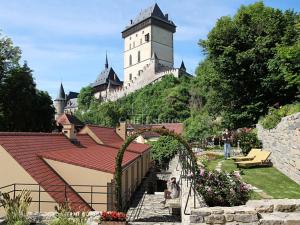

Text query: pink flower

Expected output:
[200,169,205,176]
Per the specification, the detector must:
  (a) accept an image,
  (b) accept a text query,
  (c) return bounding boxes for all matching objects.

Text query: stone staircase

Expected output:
[127,192,181,224]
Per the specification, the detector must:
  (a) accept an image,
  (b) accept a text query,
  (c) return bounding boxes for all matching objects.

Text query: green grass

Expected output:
[206,159,300,199]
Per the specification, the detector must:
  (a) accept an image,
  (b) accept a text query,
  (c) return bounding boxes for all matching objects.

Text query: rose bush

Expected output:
[195,169,251,207]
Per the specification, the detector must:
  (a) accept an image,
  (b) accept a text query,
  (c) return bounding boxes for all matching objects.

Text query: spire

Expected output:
[105,52,109,69]
[180,60,186,71]
[56,83,66,100]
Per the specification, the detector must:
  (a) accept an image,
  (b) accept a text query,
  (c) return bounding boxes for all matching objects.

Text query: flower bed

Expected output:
[99,211,126,224]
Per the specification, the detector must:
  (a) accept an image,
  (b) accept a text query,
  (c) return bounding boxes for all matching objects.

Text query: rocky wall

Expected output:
[257,112,300,184]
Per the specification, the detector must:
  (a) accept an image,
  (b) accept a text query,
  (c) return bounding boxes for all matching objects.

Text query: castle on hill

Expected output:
[54,4,191,118]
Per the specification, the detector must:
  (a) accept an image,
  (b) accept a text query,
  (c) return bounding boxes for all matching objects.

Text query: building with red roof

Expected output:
[125,122,184,144]
[0,124,151,215]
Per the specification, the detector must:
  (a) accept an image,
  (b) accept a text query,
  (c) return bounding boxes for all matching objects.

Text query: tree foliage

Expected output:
[149,135,182,167]
[0,32,55,131]
[76,75,192,127]
[197,2,299,129]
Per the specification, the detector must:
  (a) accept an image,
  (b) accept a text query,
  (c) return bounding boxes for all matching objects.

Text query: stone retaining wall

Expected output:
[257,112,300,184]
[190,199,300,225]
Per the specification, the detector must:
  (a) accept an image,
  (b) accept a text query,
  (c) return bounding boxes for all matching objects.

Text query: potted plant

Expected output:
[99,211,127,225]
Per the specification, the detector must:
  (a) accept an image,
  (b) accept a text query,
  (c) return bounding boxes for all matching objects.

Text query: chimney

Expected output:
[62,124,77,141]
[130,19,133,24]
[116,121,127,140]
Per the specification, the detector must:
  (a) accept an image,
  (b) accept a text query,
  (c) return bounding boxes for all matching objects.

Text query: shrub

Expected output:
[238,131,261,155]
[195,169,251,207]
[150,135,182,168]
[50,201,88,225]
[100,211,126,222]
[0,190,32,225]
[260,102,300,129]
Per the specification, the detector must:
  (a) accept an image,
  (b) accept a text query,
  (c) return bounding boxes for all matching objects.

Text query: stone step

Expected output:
[259,212,300,225]
[129,222,181,225]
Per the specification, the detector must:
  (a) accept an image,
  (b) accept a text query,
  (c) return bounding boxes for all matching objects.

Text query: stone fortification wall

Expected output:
[257,112,300,184]
[106,61,181,101]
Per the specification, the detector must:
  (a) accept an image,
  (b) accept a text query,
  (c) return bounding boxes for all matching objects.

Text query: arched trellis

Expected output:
[114,127,199,211]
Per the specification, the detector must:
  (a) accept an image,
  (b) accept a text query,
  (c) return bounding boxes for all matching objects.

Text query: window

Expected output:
[129,43,131,49]
[136,34,138,37]
[129,73,132,80]
[145,33,149,42]
[133,42,135,48]
[140,39,142,45]
[138,51,141,63]
[129,55,132,66]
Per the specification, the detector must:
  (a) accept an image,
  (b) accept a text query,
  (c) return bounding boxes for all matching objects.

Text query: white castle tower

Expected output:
[122,4,176,86]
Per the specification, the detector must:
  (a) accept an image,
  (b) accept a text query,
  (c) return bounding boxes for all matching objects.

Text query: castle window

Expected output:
[140,39,142,45]
[133,42,135,48]
[136,34,138,37]
[129,43,131,49]
[129,55,132,66]
[129,73,132,80]
[145,33,149,42]
[138,51,141,63]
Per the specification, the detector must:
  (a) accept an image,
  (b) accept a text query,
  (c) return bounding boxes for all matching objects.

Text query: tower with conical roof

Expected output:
[54,83,66,119]
[122,3,176,86]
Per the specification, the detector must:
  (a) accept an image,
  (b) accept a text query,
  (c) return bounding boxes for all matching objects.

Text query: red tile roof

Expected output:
[127,123,184,136]
[159,123,184,135]
[83,125,150,154]
[77,134,98,147]
[39,145,139,174]
[56,114,84,127]
[0,133,91,211]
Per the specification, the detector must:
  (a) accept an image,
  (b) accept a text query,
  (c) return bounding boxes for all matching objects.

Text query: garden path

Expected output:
[127,157,181,225]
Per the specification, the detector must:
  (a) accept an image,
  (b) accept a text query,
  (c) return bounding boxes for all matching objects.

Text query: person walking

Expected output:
[223,129,232,159]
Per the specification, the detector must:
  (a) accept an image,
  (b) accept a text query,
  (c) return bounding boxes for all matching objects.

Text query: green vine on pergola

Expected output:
[114,127,198,211]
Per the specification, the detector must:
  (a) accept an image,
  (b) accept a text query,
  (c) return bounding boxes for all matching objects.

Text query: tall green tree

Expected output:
[0,32,55,131]
[198,2,299,128]
[0,63,54,131]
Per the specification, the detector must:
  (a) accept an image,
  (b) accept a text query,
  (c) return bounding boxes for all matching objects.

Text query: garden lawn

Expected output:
[207,159,300,199]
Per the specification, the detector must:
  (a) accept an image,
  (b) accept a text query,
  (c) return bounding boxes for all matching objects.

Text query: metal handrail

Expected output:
[0,183,115,212]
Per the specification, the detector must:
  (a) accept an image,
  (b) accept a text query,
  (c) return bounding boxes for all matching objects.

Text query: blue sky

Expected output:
[0,0,299,99]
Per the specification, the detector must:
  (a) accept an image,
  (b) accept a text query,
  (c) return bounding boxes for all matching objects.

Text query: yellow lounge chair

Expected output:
[230,148,261,161]
[235,150,272,168]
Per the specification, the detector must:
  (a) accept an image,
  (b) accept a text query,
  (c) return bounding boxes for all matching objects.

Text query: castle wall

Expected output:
[106,61,181,101]
[124,26,152,86]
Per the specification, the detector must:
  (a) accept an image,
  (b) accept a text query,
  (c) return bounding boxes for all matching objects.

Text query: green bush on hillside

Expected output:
[260,103,300,129]
[238,131,261,155]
